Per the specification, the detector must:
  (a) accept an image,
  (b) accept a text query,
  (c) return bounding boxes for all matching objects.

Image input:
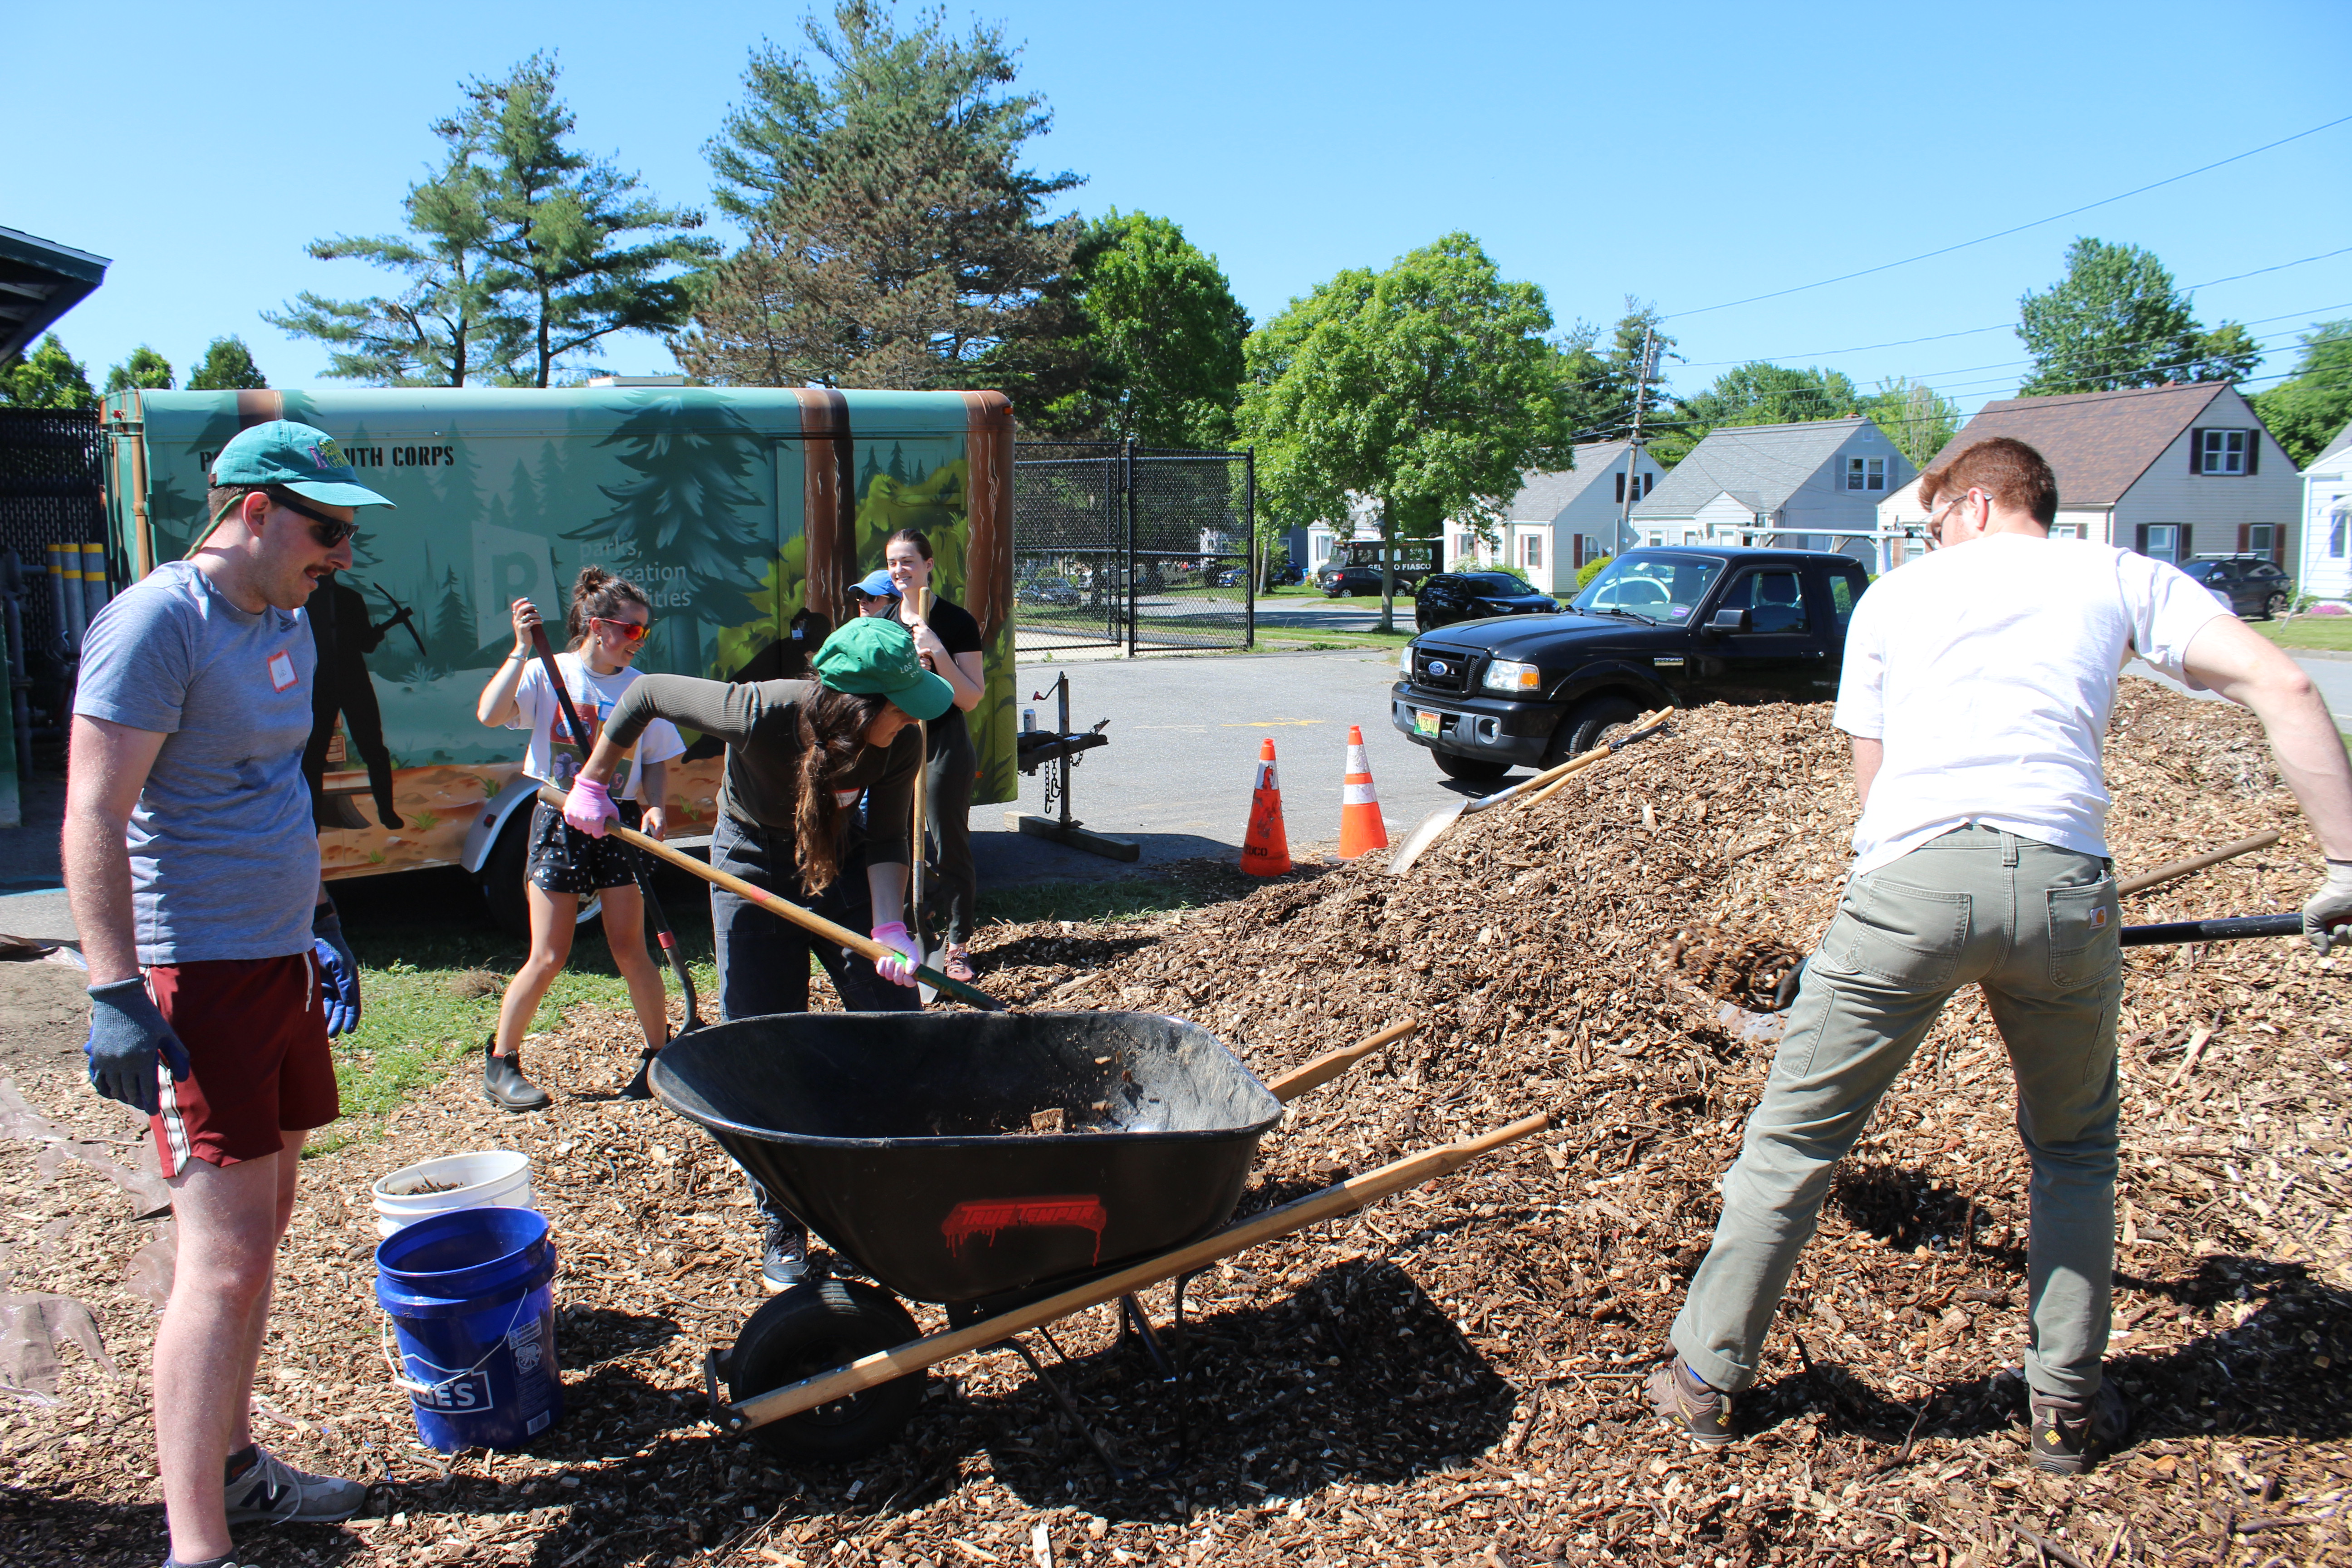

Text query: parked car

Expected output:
[2179,555,2293,619]
[1269,562,1305,587]
[1319,563,1427,598]
[1392,546,1868,784]
[1413,571,1561,633]
[1016,576,1083,607]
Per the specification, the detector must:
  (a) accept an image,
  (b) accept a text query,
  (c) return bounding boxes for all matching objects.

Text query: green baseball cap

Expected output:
[809,616,955,722]
[208,420,395,510]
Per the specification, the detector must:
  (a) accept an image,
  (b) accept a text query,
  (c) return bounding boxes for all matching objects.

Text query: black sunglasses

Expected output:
[270,487,361,547]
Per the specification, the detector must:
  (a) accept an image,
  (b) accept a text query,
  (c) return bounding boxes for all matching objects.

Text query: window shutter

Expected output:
[2189,430,2204,475]
[2239,524,2250,554]
[2245,434,2259,475]
[2274,527,2287,567]
[2179,524,2193,560]
[1615,472,1625,503]
[2134,524,2149,555]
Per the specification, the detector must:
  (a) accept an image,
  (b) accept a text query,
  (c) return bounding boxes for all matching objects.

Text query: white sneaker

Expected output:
[222,1444,368,1524]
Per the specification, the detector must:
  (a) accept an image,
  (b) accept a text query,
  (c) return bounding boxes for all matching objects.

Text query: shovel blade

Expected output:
[1387,802,1467,877]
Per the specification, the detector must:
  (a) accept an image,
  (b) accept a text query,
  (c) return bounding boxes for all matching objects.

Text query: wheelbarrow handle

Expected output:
[1265,1019,1420,1102]
[531,786,1002,1011]
[719,1108,1554,1434]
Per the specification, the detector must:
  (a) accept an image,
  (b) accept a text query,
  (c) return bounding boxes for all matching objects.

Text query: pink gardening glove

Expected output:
[871,922,920,988]
[563,776,617,838]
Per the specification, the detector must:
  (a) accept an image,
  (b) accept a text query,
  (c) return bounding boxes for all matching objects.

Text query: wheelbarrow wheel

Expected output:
[726,1280,924,1463]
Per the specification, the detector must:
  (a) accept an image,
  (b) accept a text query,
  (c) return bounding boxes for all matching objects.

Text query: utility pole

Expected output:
[1613,325,1658,559]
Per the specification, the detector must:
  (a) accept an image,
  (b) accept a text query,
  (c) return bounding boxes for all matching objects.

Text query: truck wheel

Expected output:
[1555,696,1640,762]
[725,1280,925,1463]
[1432,751,1509,785]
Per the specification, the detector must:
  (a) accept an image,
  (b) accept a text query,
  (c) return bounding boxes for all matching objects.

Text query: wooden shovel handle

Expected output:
[1521,707,1673,808]
[1266,1019,1420,1102]
[531,786,1001,1011]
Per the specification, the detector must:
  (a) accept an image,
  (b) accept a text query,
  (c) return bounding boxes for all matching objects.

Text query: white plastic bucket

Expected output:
[372,1150,537,1240]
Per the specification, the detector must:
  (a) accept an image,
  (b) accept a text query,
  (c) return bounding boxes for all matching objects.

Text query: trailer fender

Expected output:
[463,772,543,876]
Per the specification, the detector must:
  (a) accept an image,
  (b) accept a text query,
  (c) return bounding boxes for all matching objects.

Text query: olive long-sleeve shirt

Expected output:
[605,675,919,866]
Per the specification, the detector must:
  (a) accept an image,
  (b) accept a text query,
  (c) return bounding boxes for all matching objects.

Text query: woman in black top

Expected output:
[884,528,987,981]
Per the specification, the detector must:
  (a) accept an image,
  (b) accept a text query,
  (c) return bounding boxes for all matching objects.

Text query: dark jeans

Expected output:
[708,812,916,1233]
[922,709,979,947]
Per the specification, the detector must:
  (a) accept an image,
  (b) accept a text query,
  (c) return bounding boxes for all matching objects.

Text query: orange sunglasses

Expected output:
[592,615,653,645]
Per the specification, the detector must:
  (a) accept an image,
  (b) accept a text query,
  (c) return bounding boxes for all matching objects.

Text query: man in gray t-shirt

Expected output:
[64,420,393,1566]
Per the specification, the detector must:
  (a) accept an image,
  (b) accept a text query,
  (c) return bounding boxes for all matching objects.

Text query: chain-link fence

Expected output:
[1013,441,1254,654]
[0,408,104,755]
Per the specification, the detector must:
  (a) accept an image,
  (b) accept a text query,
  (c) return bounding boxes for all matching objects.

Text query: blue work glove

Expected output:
[84,978,191,1117]
[870,921,921,988]
[313,906,363,1037]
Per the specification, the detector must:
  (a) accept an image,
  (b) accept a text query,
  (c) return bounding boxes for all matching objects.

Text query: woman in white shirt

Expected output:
[472,567,685,1110]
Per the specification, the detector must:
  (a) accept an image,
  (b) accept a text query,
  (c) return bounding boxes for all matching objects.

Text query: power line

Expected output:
[1659,113,2352,321]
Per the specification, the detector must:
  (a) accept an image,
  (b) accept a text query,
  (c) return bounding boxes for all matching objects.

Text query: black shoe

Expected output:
[762,1220,809,1292]
[483,1039,551,1112]
[619,1035,667,1101]
[2029,1382,2132,1475]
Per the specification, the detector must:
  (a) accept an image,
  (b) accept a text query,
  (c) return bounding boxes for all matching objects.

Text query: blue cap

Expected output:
[854,568,900,598]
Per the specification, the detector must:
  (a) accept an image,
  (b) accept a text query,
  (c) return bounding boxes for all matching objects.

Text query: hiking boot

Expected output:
[482,1039,551,1112]
[1647,1354,1735,1449]
[222,1441,368,1524]
[762,1219,810,1292]
[618,1036,667,1102]
[2029,1382,2132,1475]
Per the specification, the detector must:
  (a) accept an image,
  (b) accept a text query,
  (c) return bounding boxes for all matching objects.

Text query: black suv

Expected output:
[1414,571,1561,632]
[2179,555,2293,619]
[1392,546,1869,783]
[1319,563,1427,597]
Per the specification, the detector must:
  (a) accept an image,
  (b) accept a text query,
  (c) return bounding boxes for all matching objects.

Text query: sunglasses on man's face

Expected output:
[592,615,653,645]
[272,490,362,548]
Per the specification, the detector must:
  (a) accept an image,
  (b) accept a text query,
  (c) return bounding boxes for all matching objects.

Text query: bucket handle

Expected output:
[379,1292,537,1402]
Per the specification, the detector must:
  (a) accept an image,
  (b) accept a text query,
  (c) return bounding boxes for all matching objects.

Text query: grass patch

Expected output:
[2258,616,2352,652]
[1258,627,1416,652]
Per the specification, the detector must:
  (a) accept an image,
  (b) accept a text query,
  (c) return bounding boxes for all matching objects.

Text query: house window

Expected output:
[2246,523,2275,558]
[2330,502,2347,559]
[1523,533,1543,570]
[1846,456,1886,492]
[2198,429,2252,475]
[2144,524,2181,564]
[1453,532,1474,560]
[2050,524,2082,540]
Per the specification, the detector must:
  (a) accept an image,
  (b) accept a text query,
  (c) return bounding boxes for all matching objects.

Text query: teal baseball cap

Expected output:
[809,616,955,721]
[208,420,395,510]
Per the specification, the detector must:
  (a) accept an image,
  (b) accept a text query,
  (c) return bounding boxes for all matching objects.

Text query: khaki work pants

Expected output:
[1671,825,2124,1402]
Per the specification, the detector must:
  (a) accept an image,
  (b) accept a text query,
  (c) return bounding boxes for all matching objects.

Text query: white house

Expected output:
[1441,440,1667,593]
[1877,381,2299,572]
[1631,416,1914,567]
[2297,419,2352,605]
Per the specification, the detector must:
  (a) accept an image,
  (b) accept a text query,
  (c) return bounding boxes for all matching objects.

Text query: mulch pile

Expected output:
[4,686,2348,1568]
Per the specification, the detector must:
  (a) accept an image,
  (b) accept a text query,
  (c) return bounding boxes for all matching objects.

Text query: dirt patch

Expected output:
[1,689,2345,1567]
[0,959,90,1087]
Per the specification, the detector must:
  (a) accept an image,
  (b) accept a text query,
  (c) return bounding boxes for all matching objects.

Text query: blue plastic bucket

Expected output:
[375,1206,563,1451]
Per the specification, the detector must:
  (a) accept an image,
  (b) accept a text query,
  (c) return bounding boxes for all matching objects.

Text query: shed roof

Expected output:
[2309,417,2352,471]
[1507,440,1644,518]
[1633,416,1880,519]
[0,226,110,365]
[1924,381,2235,506]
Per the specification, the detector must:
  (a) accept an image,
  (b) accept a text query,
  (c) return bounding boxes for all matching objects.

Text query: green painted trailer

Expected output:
[97,387,1017,894]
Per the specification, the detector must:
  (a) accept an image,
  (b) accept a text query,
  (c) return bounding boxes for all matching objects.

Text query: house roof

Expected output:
[1923,381,2234,507]
[2310,417,2352,471]
[1506,440,1644,519]
[0,226,110,365]
[1633,416,1881,519]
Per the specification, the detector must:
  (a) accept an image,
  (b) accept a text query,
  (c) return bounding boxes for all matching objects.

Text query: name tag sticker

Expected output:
[267,651,297,691]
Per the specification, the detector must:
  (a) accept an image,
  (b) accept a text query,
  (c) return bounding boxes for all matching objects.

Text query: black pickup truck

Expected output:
[1391,546,1871,783]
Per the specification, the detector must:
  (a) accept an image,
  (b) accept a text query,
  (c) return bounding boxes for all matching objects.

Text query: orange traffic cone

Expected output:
[1240,737,1293,877]
[1336,725,1388,858]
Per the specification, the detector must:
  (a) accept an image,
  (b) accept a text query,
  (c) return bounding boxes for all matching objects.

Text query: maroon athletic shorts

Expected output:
[146,952,339,1179]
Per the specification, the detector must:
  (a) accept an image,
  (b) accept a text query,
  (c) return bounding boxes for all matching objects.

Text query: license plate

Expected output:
[1415,710,1441,737]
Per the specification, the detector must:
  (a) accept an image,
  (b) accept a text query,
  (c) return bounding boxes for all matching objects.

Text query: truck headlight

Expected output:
[1482,658,1540,692]
[1398,642,1413,679]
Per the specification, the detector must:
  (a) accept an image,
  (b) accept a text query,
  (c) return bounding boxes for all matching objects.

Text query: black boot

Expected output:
[618,1046,660,1101]
[483,1037,551,1112]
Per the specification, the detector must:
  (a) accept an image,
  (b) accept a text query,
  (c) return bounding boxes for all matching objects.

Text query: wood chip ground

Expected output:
[3,688,2347,1566]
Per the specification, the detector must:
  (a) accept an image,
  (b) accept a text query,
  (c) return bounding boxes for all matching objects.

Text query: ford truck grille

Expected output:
[1411,648,1474,693]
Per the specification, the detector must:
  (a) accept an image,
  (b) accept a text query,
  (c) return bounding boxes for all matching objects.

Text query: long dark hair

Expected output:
[794,685,892,892]
[565,565,651,650]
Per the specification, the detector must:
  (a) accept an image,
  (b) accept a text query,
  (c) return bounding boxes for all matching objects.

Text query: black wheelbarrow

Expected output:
[648,1013,1545,1465]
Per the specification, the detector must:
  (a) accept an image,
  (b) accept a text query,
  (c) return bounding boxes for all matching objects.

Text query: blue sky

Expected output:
[9,0,2349,420]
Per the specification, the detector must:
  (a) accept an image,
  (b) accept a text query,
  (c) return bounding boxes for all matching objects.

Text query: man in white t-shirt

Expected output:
[1650,436,2352,1474]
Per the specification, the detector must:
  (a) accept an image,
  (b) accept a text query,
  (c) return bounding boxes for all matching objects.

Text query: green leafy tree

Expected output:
[1860,376,1961,468]
[2251,319,2352,467]
[683,2,1084,394]
[1037,209,1250,447]
[103,346,174,394]
[0,335,97,409]
[2017,238,2262,395]
[270,53,713,386]
[1239,233,1565,632]
[186,336,269,391]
